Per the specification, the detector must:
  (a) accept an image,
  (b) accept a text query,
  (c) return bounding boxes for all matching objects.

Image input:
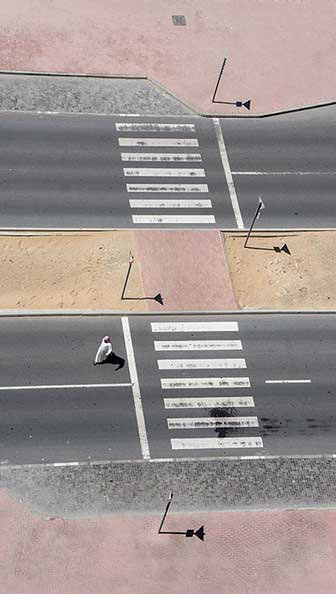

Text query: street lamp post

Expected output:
[244,196,265,248]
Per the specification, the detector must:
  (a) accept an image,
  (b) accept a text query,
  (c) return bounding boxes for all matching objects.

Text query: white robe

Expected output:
[94,339,113,364]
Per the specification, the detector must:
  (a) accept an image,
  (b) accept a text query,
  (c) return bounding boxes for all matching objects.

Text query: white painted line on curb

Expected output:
[129,199,212,209]
[116,123,196,132]
[151,321,238,332]
[167,416,259,429]
[171,436,263,450]
[132,215,216,224]
[158,358,246,370]
[127,183,208,192]
[122,316,150,460]
[154,340,242,351]
[124,168,205,177]
[121,153,202,162]
[0,383,132,390]
[161,377,251,389]
[265,379,311,384]
[164,396,255,408]
[118,138,199,147]
[53,462,80,467]
[213,118,244,230]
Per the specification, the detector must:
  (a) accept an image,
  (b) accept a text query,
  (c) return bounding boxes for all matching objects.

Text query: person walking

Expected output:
[94,335,113,365]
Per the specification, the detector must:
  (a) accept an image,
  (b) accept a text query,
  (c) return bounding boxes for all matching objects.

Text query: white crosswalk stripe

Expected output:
[116,123,196,132]
[118,138,199,147]
[158,358,246,370]
[129,199,212,209]
[161,377,251,389]
[116,119,217,225]
[151,322,238,332]
[148,317,263,454]
[132,215,216,224]
[123,168,205,177]
[171,437,263,450]
[164,396,255,408]
[154,340,243,351]
[127,183,209,192]
[167,417,259,429]
[121,153,202,162]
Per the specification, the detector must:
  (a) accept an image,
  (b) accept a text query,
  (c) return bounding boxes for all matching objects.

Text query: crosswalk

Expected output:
[150,320,263,453]
[116,122,216,225]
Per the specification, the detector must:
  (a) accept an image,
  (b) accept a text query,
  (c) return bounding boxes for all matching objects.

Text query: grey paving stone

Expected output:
[1,457,336,518]
[0,74,195,116]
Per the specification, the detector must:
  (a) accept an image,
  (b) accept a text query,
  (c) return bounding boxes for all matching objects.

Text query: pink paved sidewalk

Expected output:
[1,489,336,594]
[0,0,334,115]
[134,230,237,311]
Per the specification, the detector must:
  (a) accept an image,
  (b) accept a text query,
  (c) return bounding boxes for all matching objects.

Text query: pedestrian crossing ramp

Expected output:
[151,320,263,453]
[116,122,216,225]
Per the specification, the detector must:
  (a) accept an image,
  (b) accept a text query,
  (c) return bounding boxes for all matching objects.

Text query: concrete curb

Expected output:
[0,309,334,317]
[0,228,335,234]
[0,69,334,118]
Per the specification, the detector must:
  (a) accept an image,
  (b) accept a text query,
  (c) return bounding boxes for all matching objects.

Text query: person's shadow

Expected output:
[101,351,125,370]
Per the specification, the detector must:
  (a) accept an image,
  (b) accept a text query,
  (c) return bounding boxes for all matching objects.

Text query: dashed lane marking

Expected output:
[0,383,132,390]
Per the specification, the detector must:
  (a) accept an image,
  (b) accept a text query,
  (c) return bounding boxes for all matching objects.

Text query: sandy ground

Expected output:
[0,232,147,310]
[223,231,336,310]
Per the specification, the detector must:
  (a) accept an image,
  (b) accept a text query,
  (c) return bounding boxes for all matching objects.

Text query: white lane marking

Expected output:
[158,358,246,369]
[161,377,251,389]
[129,199,212,209]
[118,138,199,147]
[154,340,242,351]
[164,396,255,408]
[116,123,196,132]
[213,118,244,230]
[53,462,80,467]
[124,168,205,177]
[167,416,259,429]
[121,316,150,460]
[171,437,263,450]
[127,183,208,192]
[121,153,202,162]
[151,322,238,332]
[231,171,336,175]
[265,379,311,384]
[0,383,132,390]
[132,215,216,224]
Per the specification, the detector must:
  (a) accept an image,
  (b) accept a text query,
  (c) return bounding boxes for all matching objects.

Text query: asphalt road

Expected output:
[0,106,334,229]
[1,314,336,465]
